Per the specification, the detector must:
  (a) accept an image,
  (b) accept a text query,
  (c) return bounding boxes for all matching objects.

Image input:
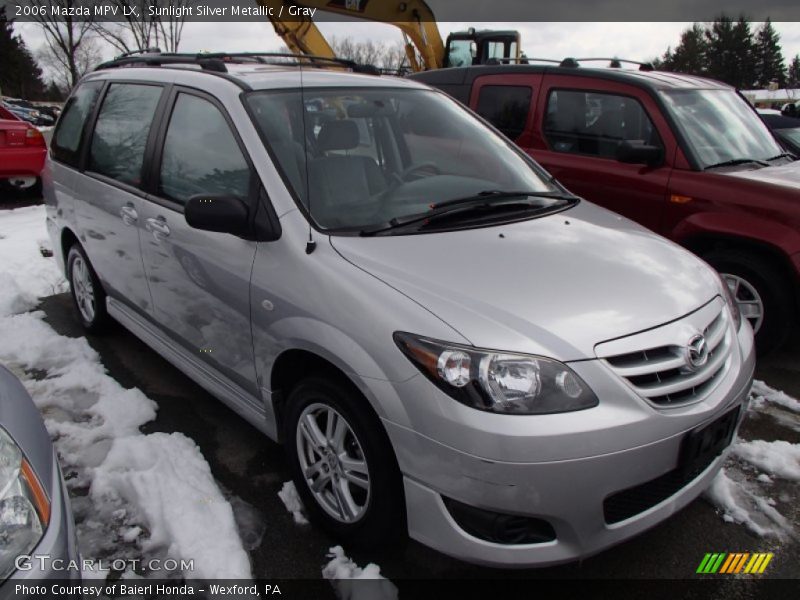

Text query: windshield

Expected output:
[245,87,563,232]
[776,128,800,150]
[660,89,784,169]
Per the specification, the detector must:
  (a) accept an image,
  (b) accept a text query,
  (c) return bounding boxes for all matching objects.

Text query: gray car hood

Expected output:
[330,201,720,361]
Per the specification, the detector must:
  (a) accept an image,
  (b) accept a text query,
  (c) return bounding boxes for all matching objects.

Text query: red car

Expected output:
[0,106,47,195]
[412,63,800,353]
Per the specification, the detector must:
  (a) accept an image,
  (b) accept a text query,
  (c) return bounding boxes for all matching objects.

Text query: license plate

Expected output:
[678,406,740,475]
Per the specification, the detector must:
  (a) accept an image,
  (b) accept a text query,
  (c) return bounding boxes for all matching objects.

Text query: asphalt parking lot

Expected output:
[4,197,799,589]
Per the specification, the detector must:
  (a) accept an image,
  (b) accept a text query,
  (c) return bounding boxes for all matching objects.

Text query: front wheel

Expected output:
[284,377,405,548]
[703,249,793,355]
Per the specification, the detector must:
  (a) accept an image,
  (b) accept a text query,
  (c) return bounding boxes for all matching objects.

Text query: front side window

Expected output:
[52,81,103,166]
[88,84,162,187]
[476,85,532,140]
[660,89,784,169]
[246,87,567,232]
[544,90,662,159]
[158,94,250,204]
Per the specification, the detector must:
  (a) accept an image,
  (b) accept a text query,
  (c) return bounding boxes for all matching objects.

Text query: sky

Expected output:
[15,20,800,84]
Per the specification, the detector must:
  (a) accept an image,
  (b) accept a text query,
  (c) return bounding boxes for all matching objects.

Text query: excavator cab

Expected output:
[443,29,521,68]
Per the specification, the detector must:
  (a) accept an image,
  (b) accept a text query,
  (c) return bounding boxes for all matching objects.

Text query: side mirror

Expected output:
[185,195,249,235]
[616,140,663,167]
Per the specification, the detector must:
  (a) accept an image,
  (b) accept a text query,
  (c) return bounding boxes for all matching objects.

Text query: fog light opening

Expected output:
[443,497,556,545]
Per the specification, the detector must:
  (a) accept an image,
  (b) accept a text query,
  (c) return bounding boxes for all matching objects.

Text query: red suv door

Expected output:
[524,75,680,233]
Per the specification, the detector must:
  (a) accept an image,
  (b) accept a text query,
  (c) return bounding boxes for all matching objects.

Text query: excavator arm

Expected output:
[255,0,445,71]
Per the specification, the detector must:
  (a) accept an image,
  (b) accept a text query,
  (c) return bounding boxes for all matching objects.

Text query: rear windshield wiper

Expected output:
[704,158,770,170]
[360,190,577,236]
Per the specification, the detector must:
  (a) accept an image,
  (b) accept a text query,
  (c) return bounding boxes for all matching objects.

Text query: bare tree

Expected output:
[37,35,102,94]
[328,36,407,72]
[28,0,94,90]
[91,0,193,56]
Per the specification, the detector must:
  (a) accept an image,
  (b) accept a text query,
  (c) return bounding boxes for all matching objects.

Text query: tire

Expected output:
[66,244,112,334]
[703,249,793,355]
[284,376,405,549]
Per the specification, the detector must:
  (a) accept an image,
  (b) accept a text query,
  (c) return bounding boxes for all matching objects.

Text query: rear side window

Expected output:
[51,81,103,166]
[88,84,162,188]
[158,93,250,204]
[475,85,532,140]
[544,90,661,159]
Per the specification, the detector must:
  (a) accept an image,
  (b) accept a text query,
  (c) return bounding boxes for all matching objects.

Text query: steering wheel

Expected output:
[390,162,442,185]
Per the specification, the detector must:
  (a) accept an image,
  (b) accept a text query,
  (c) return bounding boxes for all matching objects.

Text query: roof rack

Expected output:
[94,51,381,75]
[571,58,655,71]
[488,56,656,71]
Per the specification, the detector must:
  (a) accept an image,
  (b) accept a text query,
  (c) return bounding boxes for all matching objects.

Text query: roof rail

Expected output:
[94,51,380,75]
[114,47,163,59]
[493,57,562,65]
[572,58,655,71]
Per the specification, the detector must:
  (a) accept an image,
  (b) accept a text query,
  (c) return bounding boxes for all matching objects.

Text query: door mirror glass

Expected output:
[184,195,249,235]
[616,140,663,167]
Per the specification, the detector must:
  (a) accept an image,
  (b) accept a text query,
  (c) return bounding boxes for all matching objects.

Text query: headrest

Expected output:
[317,120,359,151]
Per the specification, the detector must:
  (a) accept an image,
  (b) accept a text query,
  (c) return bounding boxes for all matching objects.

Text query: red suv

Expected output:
[412,63,800,353]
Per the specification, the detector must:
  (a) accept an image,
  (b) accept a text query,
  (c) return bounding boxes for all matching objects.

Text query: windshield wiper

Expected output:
[766,152,797,162]
[431,189,574,210]
[359,190,577,236]
[704,158,770,170]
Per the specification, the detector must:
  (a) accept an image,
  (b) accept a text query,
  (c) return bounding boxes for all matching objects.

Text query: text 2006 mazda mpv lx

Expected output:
[44,53,754,567]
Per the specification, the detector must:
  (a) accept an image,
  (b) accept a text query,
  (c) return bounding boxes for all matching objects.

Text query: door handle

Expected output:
[145,216,171,239]
[119,204,138,226]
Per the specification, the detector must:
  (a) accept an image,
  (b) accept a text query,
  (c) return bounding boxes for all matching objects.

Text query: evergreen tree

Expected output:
[664,24,707,75]
[0,7,47,99]
[705,15,756,89]
[754,19,785,88]
[787,55,800,88]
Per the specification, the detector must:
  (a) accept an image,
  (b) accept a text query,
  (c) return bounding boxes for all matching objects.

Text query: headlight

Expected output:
[394,333,598,414]
[718,274,742,331]
[0,427,50,580]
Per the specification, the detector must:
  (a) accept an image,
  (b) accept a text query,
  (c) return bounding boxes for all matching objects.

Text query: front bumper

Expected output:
[383,321,755,567]
[6,451,80,583]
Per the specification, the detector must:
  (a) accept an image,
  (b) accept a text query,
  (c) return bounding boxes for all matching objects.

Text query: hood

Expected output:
[723,160,800,188]
[330,201,720,360]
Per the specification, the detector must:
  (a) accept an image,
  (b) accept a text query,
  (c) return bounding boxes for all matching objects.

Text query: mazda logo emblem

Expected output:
[685,334,709,370]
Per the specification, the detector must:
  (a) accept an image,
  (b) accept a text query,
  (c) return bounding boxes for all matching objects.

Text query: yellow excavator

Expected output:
[256,0,521,71]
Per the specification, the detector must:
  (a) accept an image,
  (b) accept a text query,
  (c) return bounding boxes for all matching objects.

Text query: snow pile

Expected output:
[732,440,800,481]
[0,206,67,316]
[704,468,793,539]
[278,481,309,525]
[750,379,800,413]
[0,206,251,579]
[704,381,799,539]
[322,546,398,600]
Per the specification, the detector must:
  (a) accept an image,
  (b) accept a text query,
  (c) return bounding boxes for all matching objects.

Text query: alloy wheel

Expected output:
[295,402,371,523]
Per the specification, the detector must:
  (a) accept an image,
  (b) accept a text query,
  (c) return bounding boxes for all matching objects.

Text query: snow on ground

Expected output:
[323,546,398,600]
[0,206,251,579]
[703,381,800,540]
[278,480,309,525]
[732,440,800,481]
[750,379,800,413]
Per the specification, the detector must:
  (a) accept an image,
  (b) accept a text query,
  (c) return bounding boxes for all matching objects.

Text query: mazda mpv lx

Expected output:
[44,53,755,567]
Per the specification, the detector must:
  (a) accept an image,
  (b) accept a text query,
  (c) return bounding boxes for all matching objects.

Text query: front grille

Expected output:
[603,307,732,407]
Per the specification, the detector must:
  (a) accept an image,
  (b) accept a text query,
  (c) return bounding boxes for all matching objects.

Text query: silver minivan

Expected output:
[45,53,755,567]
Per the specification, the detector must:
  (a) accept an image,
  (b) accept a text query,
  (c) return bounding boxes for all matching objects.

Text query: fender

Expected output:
[671,211,800,259]
[255,316,416,430]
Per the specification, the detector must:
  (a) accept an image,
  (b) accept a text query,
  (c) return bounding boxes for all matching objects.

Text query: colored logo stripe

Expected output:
[698,553,773,574]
